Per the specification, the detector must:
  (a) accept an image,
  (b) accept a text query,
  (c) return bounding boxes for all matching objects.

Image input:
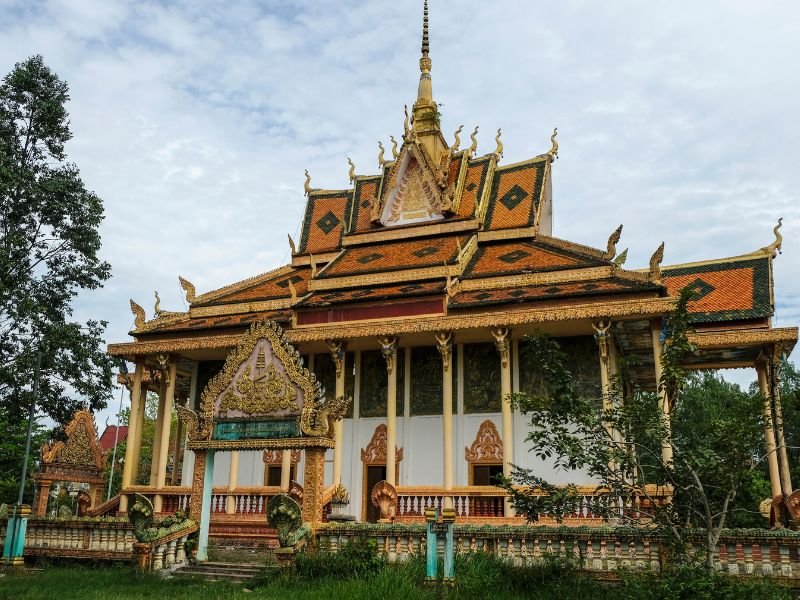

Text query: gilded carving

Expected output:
[452,125,463,152]
[468,125,479,156]
[435,332,454,372]
[378,336,399,374]
[390,135,399,159]
[218,357,299,415]
[361,424,404,464]
[178,276,196,304]
[304,169,311,195]
[494,128,503,159]
[263,449,301,465]
[602,225,623,261]
[592,319,612,366]
[547,127,559,162]
[649,242,665,284]
[491,328,510,369]
[347,157,356,183]
[760,218,783,258]
[325,339,346,377]
[465,420,504,463]
[371,480,398,521]
[41,410,105,470]
[130,299,146,330]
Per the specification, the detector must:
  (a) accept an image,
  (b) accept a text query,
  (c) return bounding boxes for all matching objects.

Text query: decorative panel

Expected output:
[463,343,501,414]
[519,336,601,402]
[194,360,224,410]
[410,346,457,416]
[359,349,405,418]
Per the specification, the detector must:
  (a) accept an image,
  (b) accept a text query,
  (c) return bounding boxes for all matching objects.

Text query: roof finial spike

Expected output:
[468,126,479,157]
[452,125,463,152]
[389,135,399,159]
[649,242,665,284]
[347,157,356,183]
[761,217,783,258]
[378,141,387,167]
[602,224,623,261]
[548,127,559,162]
[303,169,311,195]
[494,128,503,159]
[422,0,429,58]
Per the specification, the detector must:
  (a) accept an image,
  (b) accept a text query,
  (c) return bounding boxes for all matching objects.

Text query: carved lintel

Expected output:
[435,332,454,372]
[602,225,623,261]
[361,424,403,464]
[325,339,347,377]
[129,299,146,330]
[649,242,665,284]
[592,319,612,366]
[178,276,196,304]
[465,420,503,464]
[378,337,399,374]
[491,328,510,368]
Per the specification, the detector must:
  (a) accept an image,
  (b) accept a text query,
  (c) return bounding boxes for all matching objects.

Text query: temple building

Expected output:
[106,2,796,536]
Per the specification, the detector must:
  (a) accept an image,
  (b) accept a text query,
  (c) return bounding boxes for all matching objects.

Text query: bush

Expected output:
[295,535,385,580]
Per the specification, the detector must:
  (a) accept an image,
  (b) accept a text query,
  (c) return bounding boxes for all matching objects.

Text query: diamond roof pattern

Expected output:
[662,256,772,322]
[298,191,351,254]
[483,159,547,230]
[463,240,607,278]
[195,267,310,307]
[298,281,444,307]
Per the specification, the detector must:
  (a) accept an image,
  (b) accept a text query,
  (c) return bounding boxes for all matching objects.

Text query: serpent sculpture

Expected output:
[128,493,194,543]
[267,494,310,548]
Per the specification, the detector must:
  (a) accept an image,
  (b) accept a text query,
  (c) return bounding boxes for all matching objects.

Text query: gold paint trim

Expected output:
[688,327,798,350]
[459,266,616,291]
[192,264,295,306]
[477,227,537,242]
[291,251,340,266]
[187,437,335,451]
[309,264,458,291]
[342,218,478,247]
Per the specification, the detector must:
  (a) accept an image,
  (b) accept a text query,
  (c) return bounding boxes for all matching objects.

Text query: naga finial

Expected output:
[389,135,399,159]
[288,234,296,255]
[347,157,356,183]
[494,128,503,159]
[548,127,559,161]
[602,224,623,261]
[154,291,164,316]
[403,105,410,138]
[378,141,387,167]
[303,169,311,195]
[613,248,628,266]
[649,242,665,283]
[468,125,479,156]
[178,276,196,304]
[761,217,783,258]
[129,299,146,330]
[287,279,298,303]
[452,125,463,152]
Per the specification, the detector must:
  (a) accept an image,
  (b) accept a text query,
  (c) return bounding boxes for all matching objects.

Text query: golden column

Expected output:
[326,340,347,485]
[650,320,673,465]
[154,358,177,513]
[280,450,292,492]
[436,332,454,508]
[119,359,144,513]
[379,336,399,485]
[770,348,793,497]
[757,356,784,522]
[226,451,239,514]
[491,328,513,514]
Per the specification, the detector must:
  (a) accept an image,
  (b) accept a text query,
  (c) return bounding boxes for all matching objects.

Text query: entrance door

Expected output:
[364,465,387,523]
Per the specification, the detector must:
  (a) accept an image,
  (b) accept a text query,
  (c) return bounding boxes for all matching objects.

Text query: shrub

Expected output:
[295,535,385,580]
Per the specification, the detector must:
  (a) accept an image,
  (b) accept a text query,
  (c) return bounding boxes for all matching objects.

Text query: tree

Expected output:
[0,55,113,430]
[498,288,772,574]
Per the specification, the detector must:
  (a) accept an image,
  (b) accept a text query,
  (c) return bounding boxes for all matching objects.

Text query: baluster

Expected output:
[780,545,792,577]
[165,540,177,567]
[176,536,187,564]
[153,544,165,570]
[743,543,753,575]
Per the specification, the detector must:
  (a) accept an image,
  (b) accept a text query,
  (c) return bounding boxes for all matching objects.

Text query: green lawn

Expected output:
[0,561,792,600]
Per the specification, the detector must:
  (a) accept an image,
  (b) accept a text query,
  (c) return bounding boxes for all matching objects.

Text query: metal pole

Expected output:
[106,384,126,501]
[5,349,40,565]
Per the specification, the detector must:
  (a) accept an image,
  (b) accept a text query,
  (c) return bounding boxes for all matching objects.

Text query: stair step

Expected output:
[178,566,261,575]
[173,571,256,581]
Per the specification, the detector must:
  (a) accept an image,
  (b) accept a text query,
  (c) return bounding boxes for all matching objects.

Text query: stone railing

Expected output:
[317,523,800,579]
[0,516,136,560]
[394,485,670,524]
[132,522,197,571]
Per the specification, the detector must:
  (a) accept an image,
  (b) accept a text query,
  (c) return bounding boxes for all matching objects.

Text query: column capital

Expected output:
[378,336,399,374]
[592,319,612,366]
[490,328,510,368]
[435,332,454,372]
[325,339,348,377]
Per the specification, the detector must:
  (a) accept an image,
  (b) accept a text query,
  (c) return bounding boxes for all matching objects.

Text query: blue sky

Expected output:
[1,0,798,422]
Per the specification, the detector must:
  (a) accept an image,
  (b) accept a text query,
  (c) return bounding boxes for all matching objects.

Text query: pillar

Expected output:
[301,447,326,529]
[770,355,793,496]
[226,451,239,514]
[170,398,186,486]
[153,360,177,513]
[195,450,215,562]
[593,320,616,471]
[34,482,51,516]
[491,328,513,515]
[757,361,783,524]
[326,340,347,486]
[379,337,399,485]
[150,374,168,486]
[650,320,673,465]
[119,360,144,513]
[436,332,454,509]
[280,450,292,492]
[129,384,148,485]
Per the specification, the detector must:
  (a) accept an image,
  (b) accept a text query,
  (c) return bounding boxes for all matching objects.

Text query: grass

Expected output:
[0,558,792,600]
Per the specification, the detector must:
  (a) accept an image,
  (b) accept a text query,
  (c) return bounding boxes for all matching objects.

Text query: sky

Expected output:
[1,0,799,425]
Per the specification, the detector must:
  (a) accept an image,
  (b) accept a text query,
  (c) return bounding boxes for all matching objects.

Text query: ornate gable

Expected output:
[41,410,106,471]
[465,420,503,464]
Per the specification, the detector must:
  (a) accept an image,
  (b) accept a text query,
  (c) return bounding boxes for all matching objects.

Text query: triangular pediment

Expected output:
[373,143,454,227]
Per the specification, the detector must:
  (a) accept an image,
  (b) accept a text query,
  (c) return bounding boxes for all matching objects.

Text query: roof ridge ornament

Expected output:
[547,127,559,162]
[602,224,623,260]
[178,276,196,304]
[347,157,356,183]
[287,234,297,255]
[129,299,146,329]
[154,291,163,316]
[649,242,665,284]
[760,217,783,258]
[468,126,479,157]
[390,135,399,159]
[378,141,390,167]
[452,125,463,152]
[613,248,628,266]
[494,128,503,160]
[304,169,311,195]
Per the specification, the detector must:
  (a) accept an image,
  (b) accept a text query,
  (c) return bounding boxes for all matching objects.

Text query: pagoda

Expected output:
[108,1,796,537]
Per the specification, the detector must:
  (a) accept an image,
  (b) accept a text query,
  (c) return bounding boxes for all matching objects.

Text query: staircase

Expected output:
[172,561,267,583]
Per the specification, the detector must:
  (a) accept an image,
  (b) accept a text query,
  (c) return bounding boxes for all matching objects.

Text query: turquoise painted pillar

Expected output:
[196,451,215,562]
[2,505,31,566]
[443,514,455,580]
[425,507,438,581]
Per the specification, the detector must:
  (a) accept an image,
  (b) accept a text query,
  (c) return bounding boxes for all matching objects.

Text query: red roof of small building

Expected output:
[98,425,128,451]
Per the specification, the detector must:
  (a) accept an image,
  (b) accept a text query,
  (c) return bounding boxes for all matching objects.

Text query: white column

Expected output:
[119,360,144,513]
[326,341,347,486]
[150,374,168,486]
[436,333,454,509]
[758,361,784,521]
[226,451,239,514]
[770,355,793,496]
[154,360,177,513]
[650,320,673,465]
[491,328,514,516]
[280,450,292,492]
[379,337,399,485]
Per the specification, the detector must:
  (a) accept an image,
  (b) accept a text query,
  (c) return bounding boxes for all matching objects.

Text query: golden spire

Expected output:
[414,0,433,110]
[411,0,447,163]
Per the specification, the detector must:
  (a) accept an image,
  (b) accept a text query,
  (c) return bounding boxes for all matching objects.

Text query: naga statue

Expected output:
[128,493,194,543]
[267,494,310,548]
